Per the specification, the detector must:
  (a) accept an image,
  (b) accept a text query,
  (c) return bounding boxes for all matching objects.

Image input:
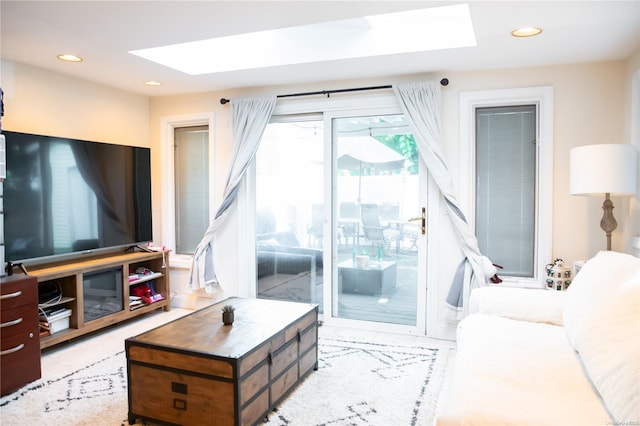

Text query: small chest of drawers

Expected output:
[1,274,41,396]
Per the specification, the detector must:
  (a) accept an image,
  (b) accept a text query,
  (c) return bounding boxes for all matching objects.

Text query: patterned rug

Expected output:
[0,329,452,425]
[265,333,452,426]
[0,351,129,425]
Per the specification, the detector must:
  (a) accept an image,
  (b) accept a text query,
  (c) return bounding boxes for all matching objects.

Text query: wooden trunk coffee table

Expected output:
[125,297,318,425]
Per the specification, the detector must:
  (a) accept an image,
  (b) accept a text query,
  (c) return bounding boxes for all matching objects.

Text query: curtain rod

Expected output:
[219,78,449,105]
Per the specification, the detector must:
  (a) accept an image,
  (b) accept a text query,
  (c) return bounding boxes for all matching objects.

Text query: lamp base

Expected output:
[600,193,617,251]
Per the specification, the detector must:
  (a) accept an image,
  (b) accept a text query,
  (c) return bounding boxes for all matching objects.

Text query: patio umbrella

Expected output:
[337,136,406,202]
[337,136,405,170]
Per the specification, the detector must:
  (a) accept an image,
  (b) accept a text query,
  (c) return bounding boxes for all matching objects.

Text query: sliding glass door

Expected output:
[255,109,427,332]
[331,113,423,327]
[255,118,325,311]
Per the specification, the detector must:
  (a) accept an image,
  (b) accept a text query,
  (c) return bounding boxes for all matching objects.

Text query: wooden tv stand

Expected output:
[27,249,171,349]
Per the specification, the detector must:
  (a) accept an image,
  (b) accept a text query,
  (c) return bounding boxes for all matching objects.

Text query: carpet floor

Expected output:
[0,308,455,426]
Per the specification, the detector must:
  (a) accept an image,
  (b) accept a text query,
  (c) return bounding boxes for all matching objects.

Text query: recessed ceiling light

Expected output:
[130,4,476,75]
[57,54,83,62]
[144,81,162,86]
[511,27,542,38]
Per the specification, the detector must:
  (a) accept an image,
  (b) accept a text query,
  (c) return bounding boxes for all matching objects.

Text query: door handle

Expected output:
[407,207,426,235]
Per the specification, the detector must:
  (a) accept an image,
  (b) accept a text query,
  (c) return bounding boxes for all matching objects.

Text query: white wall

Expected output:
[2,56,637,338]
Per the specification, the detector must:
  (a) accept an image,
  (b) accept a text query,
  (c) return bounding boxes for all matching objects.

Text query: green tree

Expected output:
[374,134,419,174]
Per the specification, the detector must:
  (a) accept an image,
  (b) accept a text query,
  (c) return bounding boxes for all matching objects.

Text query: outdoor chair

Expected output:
[378,202,400,225]
[360,203,401,255]
[401,222,420,253]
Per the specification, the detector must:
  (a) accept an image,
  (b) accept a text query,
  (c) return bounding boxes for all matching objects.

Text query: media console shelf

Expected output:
[28,250,170,349]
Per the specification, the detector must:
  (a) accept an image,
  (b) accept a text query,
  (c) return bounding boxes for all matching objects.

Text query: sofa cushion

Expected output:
[436,313,610,425]
[572,275,640,423]
[563,251,640,348]
[469,286,566,325]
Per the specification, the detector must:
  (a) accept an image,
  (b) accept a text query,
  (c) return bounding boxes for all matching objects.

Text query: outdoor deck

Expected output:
[258,243,418,326]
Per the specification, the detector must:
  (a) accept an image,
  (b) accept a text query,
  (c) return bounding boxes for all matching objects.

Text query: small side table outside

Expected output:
[338,259,397,296]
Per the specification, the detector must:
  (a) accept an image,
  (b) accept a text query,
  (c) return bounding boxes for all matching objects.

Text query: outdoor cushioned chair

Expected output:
[360,203,401,254]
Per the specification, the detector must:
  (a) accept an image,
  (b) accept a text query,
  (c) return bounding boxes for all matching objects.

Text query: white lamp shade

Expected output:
[570,144,638,195]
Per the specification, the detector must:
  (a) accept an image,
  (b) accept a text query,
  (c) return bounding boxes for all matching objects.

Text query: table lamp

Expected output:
[570,144,638,250]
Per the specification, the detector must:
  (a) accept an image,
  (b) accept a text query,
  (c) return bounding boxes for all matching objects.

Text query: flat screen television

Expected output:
[3,130,152,266]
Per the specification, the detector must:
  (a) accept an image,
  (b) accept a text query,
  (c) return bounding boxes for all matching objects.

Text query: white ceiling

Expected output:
[2,1,639,97]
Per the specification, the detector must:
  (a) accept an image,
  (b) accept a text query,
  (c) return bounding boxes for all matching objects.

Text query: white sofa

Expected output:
[436,250,640,426]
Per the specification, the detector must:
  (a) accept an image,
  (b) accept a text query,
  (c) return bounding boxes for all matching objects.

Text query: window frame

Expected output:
[459,87,553,287]
[160,112,215,269]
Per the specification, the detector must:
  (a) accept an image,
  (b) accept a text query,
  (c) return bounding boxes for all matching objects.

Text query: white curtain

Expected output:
[393,81,496,318]
[189,96,277,290]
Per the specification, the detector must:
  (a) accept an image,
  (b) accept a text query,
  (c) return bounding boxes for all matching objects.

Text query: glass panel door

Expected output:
[255,119,325,312]
[332,114,421,326]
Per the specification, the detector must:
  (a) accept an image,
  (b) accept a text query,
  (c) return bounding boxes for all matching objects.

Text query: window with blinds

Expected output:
[475,105,536,277]
[174,126,209,255]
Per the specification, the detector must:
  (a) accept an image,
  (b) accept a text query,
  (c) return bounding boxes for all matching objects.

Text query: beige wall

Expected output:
[2,55,638,336]
[1,60,149,146]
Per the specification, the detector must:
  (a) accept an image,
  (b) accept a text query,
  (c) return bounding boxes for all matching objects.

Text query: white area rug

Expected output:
[0,325,453,426]
[265,329,453,426]
[0,350,129,425]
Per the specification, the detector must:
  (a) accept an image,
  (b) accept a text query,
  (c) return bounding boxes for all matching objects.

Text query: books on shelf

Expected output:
[129,295,144,310]
[129,281,164,309]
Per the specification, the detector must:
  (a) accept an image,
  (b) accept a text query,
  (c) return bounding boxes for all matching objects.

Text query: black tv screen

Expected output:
[3,131,152,265]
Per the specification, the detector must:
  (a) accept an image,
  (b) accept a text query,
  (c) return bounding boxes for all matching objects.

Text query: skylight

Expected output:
[130,4,476,75]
